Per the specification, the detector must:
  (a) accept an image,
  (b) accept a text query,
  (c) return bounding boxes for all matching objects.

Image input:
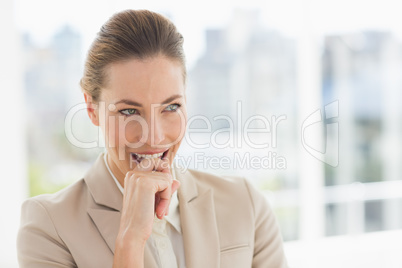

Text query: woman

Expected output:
[17,9,288,268]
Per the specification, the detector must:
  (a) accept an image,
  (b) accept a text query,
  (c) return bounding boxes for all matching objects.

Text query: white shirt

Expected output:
[103,153,186,267]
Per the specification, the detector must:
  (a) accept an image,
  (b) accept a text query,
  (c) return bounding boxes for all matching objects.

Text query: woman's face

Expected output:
[86,56,187,182]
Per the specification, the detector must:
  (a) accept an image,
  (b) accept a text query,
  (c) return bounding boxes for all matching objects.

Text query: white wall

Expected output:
[0,0,28,267]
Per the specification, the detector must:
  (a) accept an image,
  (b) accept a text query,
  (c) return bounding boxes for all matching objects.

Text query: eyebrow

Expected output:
[114,94,183,107]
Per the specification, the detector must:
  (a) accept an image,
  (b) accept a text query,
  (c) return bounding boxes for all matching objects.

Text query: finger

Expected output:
[154,182,173,219]
[155,158,170,173]
[135,157,169,173]
[165,199,171,216]
[165,180,180,216]
[171,180,180,194]
[156,179,180,217]
[154,194,161,211]
[155,195,170,219]
[135,158,154,172]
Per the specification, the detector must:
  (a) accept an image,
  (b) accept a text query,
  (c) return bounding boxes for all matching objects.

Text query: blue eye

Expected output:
[120,109,139,116]
[165,103,181,112]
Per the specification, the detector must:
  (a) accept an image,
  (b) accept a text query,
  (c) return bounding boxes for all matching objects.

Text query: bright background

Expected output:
[2,0,402,267]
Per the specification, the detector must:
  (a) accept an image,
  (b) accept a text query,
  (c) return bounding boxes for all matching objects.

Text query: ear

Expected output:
[83,93,100,126]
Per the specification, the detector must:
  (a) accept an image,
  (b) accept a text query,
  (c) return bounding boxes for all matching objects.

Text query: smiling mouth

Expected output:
[130,149,169,163]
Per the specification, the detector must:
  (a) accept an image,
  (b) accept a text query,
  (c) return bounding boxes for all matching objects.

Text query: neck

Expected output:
[106,152,125,188]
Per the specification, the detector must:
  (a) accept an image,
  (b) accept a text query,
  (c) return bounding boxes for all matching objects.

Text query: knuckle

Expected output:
[135,176,149,188]
[166,174,173,181]
[125,171,134,178]
[135,176,144,184]
[126,171,140,179]
[160,173,172,183]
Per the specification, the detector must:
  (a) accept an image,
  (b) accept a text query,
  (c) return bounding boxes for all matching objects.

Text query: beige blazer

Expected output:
[17,153,288,267]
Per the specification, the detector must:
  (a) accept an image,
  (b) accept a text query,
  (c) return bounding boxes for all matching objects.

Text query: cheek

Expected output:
[105,115,144,147]
[122,118,145,144]
[103,114,119,147]
[164,112,187,144]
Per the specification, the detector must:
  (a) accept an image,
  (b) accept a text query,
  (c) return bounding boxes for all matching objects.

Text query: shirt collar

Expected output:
[104,152,124,194]
[103,152,182,234]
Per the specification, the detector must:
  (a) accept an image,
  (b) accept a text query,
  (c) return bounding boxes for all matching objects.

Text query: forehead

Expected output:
[102,56,185,103]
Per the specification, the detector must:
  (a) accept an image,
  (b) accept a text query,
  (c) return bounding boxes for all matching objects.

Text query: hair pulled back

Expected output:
[80,9,186,102]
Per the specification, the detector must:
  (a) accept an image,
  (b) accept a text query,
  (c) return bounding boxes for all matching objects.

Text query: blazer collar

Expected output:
[84,152,122,211]
[84,153,122,254]
[175,166,221,268]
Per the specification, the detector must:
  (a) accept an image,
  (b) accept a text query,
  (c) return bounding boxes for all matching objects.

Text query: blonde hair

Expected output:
[80,9,186,102]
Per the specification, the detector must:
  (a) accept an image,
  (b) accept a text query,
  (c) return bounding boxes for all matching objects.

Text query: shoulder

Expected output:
[183,168,251,194]
[186,168,250,190]
[19,178,93,239]
[17,180,88,267]
[23,178,89,215]
[181,168,265,214]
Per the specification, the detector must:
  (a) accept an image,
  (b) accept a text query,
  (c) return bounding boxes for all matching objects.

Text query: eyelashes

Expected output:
[118,103,182,116]
[165,103,181,112]
[119,108,139,116]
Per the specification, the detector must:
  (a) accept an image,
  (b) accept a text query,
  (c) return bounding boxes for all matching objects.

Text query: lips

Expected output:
[130,149,169,163]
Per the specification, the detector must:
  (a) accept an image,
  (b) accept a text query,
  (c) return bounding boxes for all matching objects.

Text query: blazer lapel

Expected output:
[84,153,123,254]
[175,166,220,268]
[87,208,121,253]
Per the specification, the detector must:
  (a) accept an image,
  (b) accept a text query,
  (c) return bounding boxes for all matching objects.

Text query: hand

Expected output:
[113,157,180,267]
[116,157,180,245]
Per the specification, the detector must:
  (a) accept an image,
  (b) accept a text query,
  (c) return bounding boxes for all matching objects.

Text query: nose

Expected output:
[145,114,165,146]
